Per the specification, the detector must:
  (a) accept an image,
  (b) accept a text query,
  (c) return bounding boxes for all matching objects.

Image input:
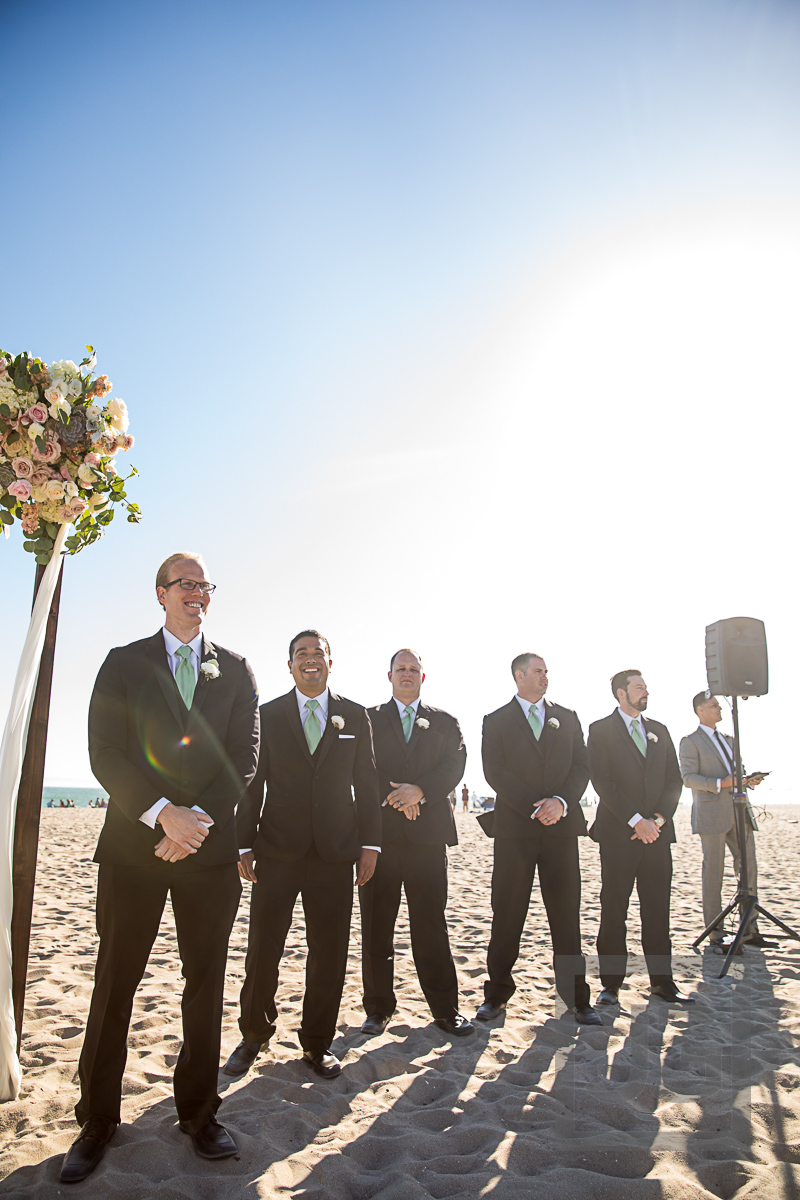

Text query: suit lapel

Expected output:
[386,698,410,753]
[148,631,186,730]
[703,727,733,773]
[541,699,556,759]
[184,636,216,733]
[283,690,313,764]
[314,690,342,769]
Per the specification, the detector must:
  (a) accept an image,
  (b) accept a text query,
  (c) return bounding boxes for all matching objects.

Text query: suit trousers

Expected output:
[239,847,354,1055]
[596,833,673,989]
[485,831,590,1010]
[700,823,758,934]
[76,862,241,1130]
[359,838,459,1020]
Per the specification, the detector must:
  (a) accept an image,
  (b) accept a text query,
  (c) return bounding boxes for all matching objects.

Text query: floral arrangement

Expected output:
[0,347,140,564]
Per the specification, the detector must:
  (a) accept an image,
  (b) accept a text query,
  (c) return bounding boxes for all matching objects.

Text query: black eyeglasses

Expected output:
[163,578,217,595]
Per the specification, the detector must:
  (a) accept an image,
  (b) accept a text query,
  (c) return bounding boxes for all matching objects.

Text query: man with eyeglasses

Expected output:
[60,552,260,1184]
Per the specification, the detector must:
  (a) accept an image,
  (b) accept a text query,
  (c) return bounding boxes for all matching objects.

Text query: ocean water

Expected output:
[42,786,109,809]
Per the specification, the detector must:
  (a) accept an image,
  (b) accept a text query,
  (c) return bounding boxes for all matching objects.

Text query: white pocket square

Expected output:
[338,733,355,739]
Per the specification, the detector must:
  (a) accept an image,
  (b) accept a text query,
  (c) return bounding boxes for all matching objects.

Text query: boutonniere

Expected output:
[200,659,220,681]
[415,717,430,730]
[331,715,345,730]
[647,731,658,743]
[547,717,560,729]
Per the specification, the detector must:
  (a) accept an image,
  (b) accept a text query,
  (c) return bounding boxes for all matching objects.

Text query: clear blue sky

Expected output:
[2,0,799,794]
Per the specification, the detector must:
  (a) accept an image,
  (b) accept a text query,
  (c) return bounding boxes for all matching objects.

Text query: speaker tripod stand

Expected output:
[692,695,800,978]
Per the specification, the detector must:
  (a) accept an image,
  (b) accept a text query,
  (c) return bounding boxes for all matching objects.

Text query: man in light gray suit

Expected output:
[679,691,767,947]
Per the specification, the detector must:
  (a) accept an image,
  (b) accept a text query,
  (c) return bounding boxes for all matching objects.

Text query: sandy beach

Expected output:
[1,804,800,1198]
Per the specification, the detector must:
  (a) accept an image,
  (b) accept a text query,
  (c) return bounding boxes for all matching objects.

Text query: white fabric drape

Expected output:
[0,524,69,1100]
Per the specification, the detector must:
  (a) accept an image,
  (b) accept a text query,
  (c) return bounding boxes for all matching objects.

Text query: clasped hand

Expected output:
[631,814,663,843]
[532,797,563,825]
[385,781,423,821]
[154,803,212,862]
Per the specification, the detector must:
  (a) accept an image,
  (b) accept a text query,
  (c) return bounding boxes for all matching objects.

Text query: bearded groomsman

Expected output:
[478,653,600,1025]
[359,649,473,1037]
[61,552,260,1184]
[588,669,693,1005]
[226,631,381,1080]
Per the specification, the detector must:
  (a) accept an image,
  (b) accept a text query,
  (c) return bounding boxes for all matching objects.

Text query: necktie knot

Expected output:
[176,645,191,659]
[306,699,319,711]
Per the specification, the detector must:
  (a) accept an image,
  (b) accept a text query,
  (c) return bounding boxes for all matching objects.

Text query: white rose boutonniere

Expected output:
[647,731,658,743]
[416,718,430,730]
[331,715,345,730]
[200,660,221,681]
[547,717,560,729]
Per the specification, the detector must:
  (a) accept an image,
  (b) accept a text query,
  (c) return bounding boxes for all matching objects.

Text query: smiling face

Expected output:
[156,558,211,642]
[290,635,332,698]
[390,651,425,703]
[515,656,548,704]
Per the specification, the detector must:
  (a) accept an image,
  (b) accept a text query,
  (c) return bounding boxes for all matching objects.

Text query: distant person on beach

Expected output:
[461,784,469,812]
[478,652,600,1026]
[588,669,692,1007]
[225,630,380,1082]
[59,551,259,1184]
[680,691,766,948]
[358,649,472,1039]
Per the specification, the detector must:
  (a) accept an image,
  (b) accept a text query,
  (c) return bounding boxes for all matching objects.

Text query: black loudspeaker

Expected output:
[705,617,768,696]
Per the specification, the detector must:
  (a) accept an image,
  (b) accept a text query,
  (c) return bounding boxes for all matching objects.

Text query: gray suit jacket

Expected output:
[679,726,757,836]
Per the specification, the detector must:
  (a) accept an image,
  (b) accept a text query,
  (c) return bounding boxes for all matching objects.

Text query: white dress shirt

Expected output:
[700,723,734,792]
[241,687,379,854]
[514,694,567,817]
[138,628,213,831]
[617,706,650,828]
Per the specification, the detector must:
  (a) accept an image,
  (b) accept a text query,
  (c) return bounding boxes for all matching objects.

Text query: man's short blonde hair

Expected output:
[155,552,207,593]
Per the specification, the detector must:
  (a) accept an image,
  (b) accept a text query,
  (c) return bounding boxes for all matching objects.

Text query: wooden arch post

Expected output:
[10,559,64,1049]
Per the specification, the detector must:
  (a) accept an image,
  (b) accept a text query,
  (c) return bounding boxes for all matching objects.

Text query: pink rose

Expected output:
[13,457,34,478]
[99,436,119,455]
[8,479,33,501]
[31,436,61,463]
[59,464,73,481]
[24,403,48,425]
[84,452,100,466]
[62,497,87,521]
[31,467,53,485]
[115,433,134,451]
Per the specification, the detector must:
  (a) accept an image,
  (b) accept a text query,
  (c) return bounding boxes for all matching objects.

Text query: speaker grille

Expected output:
[706,617,768,696]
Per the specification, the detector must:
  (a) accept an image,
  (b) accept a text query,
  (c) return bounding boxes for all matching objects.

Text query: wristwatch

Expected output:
[654,815,665,829]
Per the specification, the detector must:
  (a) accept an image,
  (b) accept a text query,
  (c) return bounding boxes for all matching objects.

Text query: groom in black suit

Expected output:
[226,630,381,1080]
[588,669,692,1005]
[359,649,472,1037]
[60,552,260,1184]
[478,653,600,1025]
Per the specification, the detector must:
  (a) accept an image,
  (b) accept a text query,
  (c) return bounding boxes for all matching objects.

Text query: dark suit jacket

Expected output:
[89,630,260,870]
[588,710,682,845]
[481,697,590,840]
[236,689,381,864]
[368,700,466,846]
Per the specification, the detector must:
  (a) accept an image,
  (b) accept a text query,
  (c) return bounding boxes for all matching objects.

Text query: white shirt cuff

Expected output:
[716,779,721,793]
[139,800,214,829]
[628,812,644,828]
[139,797,170,828]
[239,848,252,854]
[553,796,568,817]
[362,845,381,852]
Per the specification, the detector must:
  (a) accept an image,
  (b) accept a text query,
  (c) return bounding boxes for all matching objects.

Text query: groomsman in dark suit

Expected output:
[588,669,693,1005]
[225,630,381,1080]
[359,649,473,1037]
[60,552,260,1184]
[478,653,600,1025]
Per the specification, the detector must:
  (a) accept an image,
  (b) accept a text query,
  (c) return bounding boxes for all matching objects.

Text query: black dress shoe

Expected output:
[650,982,695,1004]
[476,999,506,1021]
[361,1013,393,1036]
[434,1013,475,1037]
[59,1116,116,1183]
[302,1049,342,1078]
[743,933,778,948]
[222,1037,266,1077]
[596,988,619,1006]
[574,1005,602,1025]
[179,1116,237,1160]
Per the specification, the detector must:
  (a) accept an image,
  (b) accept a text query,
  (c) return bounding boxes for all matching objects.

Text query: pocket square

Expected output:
[338,734,355,739]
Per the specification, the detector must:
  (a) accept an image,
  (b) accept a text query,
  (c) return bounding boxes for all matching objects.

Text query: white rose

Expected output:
[66,377,83,398]
[44,480,65,503]
[77,463,97,485]
[415,717,430,730]
[200,660,221,680]
[106,397,129,433]
[547,717,560,729]
[647,732,658,743]
[88,493,109,512]
[63,481,79,499]
[32,484,47,502]
[28,422,45,439]
[331,715,345,729]
[49,398,72,421]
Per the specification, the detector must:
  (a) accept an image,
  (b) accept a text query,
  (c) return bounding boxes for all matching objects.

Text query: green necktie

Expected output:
[304,699,322,753]
[528,704,542,741]
[631,718,647,756]
[402,705,414,742]
[175,645,196,709]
